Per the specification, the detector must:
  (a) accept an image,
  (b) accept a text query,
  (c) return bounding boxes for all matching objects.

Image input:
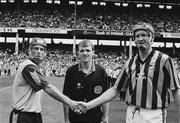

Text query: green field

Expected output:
[0,76,178,123]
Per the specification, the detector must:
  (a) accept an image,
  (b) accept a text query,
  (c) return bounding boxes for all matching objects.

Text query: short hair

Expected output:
[29,38,47,49]
[78,39,94,51]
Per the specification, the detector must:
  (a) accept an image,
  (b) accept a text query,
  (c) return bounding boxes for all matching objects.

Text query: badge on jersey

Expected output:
[149,62,155,70]
[94,85,103,94]
[77,83,81,87]
[29,71,41,85]
[76,82,83,89]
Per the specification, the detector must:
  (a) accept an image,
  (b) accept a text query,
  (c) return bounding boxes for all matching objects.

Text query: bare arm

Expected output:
[43,84,75,107]
[101,102,109,123]
[87,87,118,110]
[172,89,180,123]
[63,104,70,123]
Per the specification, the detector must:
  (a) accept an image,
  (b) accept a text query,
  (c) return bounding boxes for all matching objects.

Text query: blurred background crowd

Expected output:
[0,5,180,32]
[0,47,127,80]
[1,3,180,81]
[1,46,180,84]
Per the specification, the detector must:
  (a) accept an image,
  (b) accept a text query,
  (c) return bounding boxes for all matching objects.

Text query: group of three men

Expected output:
[10,22,180,123]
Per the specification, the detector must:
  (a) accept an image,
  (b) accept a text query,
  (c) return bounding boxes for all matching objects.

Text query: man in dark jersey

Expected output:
[77,22,180,123]
[10,38,82,123]
[63,39,109,123]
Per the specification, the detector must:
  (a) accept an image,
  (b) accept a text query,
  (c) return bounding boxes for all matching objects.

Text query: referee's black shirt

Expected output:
[63,63,109,122]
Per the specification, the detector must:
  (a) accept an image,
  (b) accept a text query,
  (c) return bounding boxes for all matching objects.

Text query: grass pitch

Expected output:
[0,76,178,123]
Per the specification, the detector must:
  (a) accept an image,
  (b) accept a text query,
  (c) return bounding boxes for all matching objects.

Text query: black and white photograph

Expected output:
[0,0,180,123]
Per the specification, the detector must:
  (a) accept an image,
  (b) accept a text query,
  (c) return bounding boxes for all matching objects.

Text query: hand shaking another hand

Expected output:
[70,101,88,115]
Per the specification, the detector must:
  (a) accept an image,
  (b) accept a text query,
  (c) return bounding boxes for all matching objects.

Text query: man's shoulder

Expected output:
[67,64,78,71]
[95,64,105,69]
[20,59,35,65]
[155,50,170,60]
[19,59,32,67]
[95,64,106,73]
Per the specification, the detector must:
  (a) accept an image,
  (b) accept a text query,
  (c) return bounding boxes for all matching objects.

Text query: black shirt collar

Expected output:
[78,61,96,73]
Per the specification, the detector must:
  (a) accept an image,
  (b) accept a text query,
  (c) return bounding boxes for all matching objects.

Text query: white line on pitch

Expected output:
[0,86,12,91]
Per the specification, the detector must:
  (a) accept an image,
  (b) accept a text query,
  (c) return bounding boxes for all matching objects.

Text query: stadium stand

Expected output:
[0,47,127,78]
[0,4,180,32]
[0,0,180,80]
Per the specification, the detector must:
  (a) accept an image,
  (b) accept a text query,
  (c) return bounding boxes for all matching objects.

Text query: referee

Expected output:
[77,22,180,123]
[63,39,109,123]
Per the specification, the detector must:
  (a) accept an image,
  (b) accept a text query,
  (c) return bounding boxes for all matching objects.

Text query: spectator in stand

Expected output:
[1,7,180,32]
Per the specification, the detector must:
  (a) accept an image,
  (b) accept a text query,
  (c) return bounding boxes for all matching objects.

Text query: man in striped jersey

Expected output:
[9,38,85,123]
[76,22,180,123]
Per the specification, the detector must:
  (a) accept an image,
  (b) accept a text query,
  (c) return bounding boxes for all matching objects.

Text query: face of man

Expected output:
[78,45,94,62]
[134,30,153,51]
[29,45,46,63]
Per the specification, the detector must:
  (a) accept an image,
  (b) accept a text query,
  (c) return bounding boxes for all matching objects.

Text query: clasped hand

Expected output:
[70,101,88,114]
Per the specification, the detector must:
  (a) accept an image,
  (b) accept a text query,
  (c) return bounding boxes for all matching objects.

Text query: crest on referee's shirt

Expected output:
[94,85,103,94]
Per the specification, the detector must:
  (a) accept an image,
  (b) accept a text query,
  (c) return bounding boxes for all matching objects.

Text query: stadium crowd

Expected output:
[0,48,127,80]
[1,4,180,79]
[0,6,180,32]
[1,47,180,84]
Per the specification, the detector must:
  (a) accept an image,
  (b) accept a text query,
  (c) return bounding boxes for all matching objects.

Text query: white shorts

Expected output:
[126,105,167,123]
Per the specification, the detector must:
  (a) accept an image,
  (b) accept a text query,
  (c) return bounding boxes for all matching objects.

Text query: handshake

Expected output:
[68,100,108,123]
[70,101,89,115]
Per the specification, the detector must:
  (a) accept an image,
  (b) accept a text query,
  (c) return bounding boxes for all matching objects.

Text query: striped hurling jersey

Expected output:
[114,49,180,109]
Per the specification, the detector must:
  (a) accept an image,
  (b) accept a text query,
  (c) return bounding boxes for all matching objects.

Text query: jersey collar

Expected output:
[78,61,96,73]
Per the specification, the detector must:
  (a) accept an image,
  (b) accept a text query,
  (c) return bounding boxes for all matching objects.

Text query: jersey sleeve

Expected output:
[22,64,49,92]
[163,57,180,90]
[114,60,129,92]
